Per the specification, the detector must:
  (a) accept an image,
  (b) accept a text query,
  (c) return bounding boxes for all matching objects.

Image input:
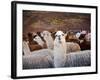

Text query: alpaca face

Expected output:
[33,36,41,42]
[55,31,65,44]
[33,35,44,47]
[41,31,51,40]
[85,33,91,42]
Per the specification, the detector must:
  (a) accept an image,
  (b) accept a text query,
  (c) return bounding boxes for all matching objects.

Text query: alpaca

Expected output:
[27,32,43,51]
[79,30,87,40]
[22,41,54,69]
[66,42,80,53]
[41,31,80,52]
[53,31,90,68]
[23,40,52,56]
[78,32,91,50]
[41,31,54,50]
[33,35,45,47]
[75,32,81,39]
[53,31,66,68]
[23,53,53,69]
[65,50,91,67]
[85,33,91,42]
[65,31,80,44]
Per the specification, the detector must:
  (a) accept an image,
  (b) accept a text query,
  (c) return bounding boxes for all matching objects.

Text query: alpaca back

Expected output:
[65,50,91,67]
[66,42,80,53]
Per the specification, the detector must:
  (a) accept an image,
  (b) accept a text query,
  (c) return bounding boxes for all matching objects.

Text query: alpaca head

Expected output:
[33,35,42,42]
[33,35,44,47]
[85,33,91,42]
[76,32,81,39]
[41,31,51,40]
[81,30,87,34]
[54,31,65,44]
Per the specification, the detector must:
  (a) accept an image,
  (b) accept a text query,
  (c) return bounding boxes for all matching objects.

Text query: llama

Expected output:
[53,31,66,68]
[41,31,54,50]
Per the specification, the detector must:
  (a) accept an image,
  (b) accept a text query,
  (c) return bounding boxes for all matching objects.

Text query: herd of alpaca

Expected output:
[23,30,91,69]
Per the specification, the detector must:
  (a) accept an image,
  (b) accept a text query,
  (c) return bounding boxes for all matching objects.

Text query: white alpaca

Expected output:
[54,31,66,68]
[41,31,54,50]
[33,35,45,47]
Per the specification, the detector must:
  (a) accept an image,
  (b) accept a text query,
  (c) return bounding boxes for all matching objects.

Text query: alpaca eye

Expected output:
[62,34,64,36]
[47,34,49,36]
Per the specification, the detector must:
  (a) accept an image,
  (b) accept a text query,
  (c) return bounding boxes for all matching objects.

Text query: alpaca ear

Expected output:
[33,38,36,41]
[41,32,43,37]
[64,33,67,37]
[51,32,56,36]
[48,32,51,35]
[37,32,41,36]
[63,31,66,34]
[26,41,29,44]
[51,32,56,40]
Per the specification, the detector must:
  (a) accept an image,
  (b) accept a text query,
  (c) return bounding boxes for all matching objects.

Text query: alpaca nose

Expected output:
[58,36,61,40]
